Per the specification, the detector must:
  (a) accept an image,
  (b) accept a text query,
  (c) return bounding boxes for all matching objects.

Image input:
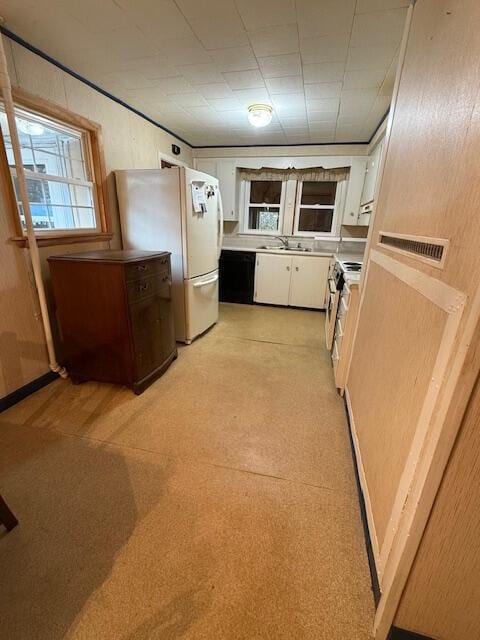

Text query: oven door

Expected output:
[325,277,340,350]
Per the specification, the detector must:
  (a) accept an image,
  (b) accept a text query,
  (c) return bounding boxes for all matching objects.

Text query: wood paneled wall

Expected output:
[0,35,192,397]
[395,374,480,639]
[346,1,480,637]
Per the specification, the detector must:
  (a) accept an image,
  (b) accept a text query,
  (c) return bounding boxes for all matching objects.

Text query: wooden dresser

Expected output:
[48,250,177,394]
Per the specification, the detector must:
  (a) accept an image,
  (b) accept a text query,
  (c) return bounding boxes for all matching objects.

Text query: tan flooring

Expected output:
[0,303,375,639]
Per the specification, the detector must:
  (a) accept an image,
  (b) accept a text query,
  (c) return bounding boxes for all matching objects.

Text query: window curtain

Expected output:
[237,166,350,182]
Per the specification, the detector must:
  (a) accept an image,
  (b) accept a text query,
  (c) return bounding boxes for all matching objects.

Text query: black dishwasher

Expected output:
[219,250,256,304]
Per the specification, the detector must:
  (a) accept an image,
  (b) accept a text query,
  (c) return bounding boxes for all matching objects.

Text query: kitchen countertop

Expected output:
[222,246,335,258]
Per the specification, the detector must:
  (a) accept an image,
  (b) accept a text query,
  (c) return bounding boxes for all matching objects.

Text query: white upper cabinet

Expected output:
[342,157,368,226]
[360,140,384,206]
[216,161,238,221]
[195,159,238,221]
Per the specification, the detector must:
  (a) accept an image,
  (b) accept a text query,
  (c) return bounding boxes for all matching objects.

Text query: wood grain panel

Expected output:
[348,262,445,548]
[346,1,480,637]
[372,0,480,296]
[395,375,480,639]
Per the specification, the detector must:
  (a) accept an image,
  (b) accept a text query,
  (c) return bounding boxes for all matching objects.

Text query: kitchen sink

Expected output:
[257,245,312,252]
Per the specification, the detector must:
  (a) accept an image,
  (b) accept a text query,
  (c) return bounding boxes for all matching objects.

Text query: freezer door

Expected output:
[182,168,220,279]
[184,269,219,343]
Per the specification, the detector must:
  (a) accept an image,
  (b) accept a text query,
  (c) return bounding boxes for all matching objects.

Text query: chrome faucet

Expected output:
[274,235,289,249]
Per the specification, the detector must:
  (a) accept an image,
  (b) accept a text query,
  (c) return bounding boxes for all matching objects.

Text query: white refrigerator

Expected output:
[115,167,223,344]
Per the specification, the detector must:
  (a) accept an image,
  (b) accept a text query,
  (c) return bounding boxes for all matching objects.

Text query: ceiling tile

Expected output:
[5,0,405,146]
[346,45,397,71]
[300,34,350,64]
[151,76,195,94]
[208,46,258,72]
[189,16,249,49]
[278,117,309,128]
[296,0,355,39]
[343,68,387,90]
[303,62,345,84]
[249,25,299,58]
[232,88,272,106]
[235,0,296,30]
[305,82,343,99]
[223,69,265,90]
[119,0,193,40]
[169,92,209,107]
[160,36,212,65]
[350,8,407,48]
[197,83,236,99]
[307,110,338,123]
[258,53,302,78]
[175,0,236,20]
[177,63,225,85]
[356,0,409,13]
[265,76,304,95]
[307,97,340,113]
[208,97,243,111]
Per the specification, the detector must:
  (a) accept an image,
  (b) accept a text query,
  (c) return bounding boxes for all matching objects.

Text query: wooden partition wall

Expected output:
[345,1,480,637]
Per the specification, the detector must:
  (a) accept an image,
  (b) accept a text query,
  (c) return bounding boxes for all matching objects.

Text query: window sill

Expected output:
[10,231,114,248]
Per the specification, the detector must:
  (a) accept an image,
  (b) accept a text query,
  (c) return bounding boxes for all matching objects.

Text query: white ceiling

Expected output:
[2,0,408,147]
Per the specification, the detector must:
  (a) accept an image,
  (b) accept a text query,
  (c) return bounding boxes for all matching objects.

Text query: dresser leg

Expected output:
[0,495,18,531]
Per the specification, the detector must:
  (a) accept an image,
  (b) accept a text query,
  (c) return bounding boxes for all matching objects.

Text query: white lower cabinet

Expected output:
[254,253,292,305]
[289,255,330,309]
[254,253,329,309]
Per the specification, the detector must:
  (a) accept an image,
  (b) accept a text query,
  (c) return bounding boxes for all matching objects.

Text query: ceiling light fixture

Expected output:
[17,119,45,136]
[247,104,273,128]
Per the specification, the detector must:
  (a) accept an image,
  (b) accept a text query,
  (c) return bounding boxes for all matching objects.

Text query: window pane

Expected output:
[301,181,337,205]
[298,208,334,233]
[0,109,88,182]
[248,206,280,231]
[13,176,96,231]
[250,180,282,204]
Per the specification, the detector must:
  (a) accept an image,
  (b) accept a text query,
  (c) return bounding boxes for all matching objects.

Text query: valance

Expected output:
[237,166,350,182]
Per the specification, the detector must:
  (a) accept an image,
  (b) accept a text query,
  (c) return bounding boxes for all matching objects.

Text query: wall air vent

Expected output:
[378,232,448,269]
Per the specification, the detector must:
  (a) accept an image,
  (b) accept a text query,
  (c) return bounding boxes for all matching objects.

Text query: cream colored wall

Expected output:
[0,36,192,398]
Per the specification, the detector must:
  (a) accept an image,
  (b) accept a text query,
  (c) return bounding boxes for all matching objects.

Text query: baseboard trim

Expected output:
[343,389,382,606]
[0,371,58,413]
[389,627,435,640]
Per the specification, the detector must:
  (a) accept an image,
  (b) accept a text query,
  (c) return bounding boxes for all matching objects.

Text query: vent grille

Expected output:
[379,232,447,266]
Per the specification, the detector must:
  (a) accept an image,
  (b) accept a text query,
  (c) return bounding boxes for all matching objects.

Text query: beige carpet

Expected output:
[0,303,374,639]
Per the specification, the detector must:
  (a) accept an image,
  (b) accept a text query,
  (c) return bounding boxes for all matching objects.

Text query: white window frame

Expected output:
[240,179,286,236]
[293,179,346,238]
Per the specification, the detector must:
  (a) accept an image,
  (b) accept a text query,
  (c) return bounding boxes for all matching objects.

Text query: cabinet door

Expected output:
[343,157,368,225]
[216,160,237,221]
[254,253,292,306]
[289,256,330,309]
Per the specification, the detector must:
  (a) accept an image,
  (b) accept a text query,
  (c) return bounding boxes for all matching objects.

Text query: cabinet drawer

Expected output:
[126,273,171,304]
[125,257,169,282]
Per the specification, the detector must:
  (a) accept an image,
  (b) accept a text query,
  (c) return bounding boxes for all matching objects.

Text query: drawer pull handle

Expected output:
[138,283,150,292]
[136,264,147,271]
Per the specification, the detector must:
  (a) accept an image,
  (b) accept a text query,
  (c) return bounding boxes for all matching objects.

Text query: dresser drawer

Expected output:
[126,272,171,304]
[125,257,170,282]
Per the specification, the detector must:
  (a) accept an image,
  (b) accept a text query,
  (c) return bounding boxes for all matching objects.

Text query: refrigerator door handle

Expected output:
[193,274,219,288]
[217,187,224,259]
